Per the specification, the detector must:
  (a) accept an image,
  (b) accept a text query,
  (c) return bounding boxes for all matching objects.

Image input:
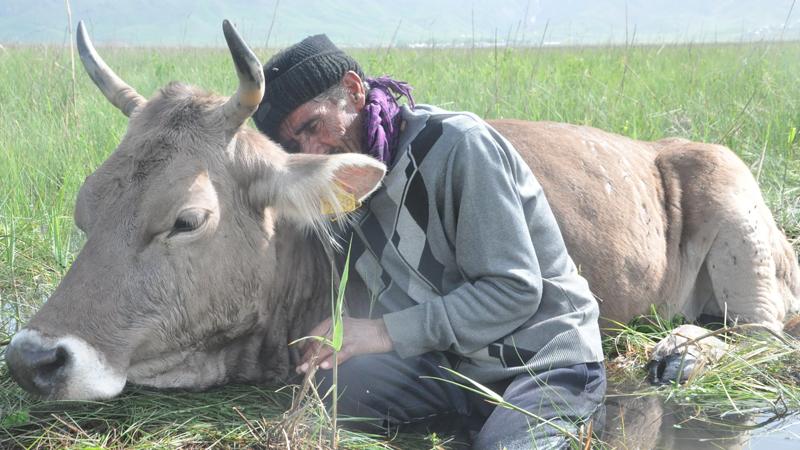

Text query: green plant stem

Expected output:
[332,352,338,449]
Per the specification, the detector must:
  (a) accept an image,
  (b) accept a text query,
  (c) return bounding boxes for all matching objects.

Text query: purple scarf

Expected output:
[362,76,415,164]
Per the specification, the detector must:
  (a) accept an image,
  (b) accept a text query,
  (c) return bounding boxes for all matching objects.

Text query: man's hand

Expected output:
[296,317,393,373]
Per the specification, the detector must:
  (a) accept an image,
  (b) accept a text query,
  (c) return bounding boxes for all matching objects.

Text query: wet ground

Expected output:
[602,383,800,449]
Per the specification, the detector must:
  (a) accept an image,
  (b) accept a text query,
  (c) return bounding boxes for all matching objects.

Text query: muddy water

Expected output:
[602,383,800,449]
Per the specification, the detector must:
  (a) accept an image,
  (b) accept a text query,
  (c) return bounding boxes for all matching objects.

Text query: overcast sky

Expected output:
[1,0,798,47]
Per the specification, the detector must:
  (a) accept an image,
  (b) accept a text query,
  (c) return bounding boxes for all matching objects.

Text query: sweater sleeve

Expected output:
[382,125,545,358]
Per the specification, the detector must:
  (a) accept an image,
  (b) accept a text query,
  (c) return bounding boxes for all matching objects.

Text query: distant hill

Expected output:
[1,0,798,47]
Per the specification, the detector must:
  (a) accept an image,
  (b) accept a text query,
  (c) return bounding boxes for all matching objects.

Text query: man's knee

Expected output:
[474,362,607,449]
[474,418,578,450]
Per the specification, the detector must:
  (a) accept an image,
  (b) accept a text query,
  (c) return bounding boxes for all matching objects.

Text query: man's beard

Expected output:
[330,110,365,155]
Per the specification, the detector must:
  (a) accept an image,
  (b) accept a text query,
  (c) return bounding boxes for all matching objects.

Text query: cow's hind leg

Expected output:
[703,203,787,331]
[647,143,795,384]
[659,194,799,379]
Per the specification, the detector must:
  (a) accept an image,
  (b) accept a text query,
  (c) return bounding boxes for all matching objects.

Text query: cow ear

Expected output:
[259,153,386,228]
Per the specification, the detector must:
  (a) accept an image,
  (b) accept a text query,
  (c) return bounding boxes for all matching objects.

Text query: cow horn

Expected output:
[76,21,145,117]
[219,20,265,131]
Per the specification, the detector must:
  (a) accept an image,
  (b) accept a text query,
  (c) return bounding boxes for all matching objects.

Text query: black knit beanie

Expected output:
[253,34,364,142]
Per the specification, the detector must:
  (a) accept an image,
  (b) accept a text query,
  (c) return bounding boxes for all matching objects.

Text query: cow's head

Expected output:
[5,21,385,400]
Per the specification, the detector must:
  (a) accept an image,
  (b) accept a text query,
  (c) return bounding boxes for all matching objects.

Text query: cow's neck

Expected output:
[269,223,335,364]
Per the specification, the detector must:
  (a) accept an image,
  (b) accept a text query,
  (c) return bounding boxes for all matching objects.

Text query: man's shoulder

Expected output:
[399,104,494,155]
[404,104,486,133]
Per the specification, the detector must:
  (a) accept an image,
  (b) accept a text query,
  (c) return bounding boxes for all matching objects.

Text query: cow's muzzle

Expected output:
[6,337,70,396]
[5,329,126,400]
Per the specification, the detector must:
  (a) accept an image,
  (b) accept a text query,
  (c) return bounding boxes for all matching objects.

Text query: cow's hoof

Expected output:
[646,350,701,384]
[646,324,727,385]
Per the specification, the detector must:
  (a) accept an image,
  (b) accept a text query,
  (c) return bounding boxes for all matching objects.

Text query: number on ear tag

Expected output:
[321,184,361,215]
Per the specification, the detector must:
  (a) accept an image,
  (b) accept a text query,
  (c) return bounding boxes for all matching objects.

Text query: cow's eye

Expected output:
[167,209,209,238]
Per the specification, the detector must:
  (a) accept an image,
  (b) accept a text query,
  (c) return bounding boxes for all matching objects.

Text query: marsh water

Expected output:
[602,382,800,449]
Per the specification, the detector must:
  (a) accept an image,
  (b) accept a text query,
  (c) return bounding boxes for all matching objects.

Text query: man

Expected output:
[253,34,606,449]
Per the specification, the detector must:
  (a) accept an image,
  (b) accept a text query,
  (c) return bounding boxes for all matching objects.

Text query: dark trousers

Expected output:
[315,352,606,449]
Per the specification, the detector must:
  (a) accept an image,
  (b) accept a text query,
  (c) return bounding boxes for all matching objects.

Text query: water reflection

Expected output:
[601,382,799,449]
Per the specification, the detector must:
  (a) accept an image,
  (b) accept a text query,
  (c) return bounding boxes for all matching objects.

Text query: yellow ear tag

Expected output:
[321,183,361,216]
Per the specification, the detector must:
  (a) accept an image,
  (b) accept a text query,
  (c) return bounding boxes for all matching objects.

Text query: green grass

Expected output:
[1,40,800,448]
[0,377,425,449]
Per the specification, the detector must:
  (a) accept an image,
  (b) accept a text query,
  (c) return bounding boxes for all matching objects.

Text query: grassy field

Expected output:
[1,40,800,448]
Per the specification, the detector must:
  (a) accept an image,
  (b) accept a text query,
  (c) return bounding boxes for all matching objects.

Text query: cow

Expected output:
[5,21,800,400]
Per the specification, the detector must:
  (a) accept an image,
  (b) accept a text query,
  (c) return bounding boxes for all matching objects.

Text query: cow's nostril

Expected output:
[6,342,71,397]
[30,346,70,385]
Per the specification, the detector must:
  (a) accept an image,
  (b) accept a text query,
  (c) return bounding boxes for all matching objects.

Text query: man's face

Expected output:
[278,96,362,155]
[277,71,367,155]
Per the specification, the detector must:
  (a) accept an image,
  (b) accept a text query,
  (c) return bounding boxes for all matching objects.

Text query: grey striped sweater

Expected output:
[343,104,604,383]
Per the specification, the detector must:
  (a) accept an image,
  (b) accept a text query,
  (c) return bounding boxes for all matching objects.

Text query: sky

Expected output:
[1,0,798,47]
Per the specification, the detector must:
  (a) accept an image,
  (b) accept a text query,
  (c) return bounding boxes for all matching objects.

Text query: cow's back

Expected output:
[490,120,676,325]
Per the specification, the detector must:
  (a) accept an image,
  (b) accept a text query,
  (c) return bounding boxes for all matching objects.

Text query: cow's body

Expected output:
[494,120,800,331]
[5,22,800,400]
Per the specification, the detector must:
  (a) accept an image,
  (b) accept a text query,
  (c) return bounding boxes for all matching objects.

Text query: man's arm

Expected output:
[383,124,545,357]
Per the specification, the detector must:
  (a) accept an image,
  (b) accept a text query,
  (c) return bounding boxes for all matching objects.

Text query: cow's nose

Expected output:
[5,337,70,397]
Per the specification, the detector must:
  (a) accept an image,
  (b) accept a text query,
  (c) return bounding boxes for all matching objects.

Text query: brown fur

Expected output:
[492,120,800,330]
